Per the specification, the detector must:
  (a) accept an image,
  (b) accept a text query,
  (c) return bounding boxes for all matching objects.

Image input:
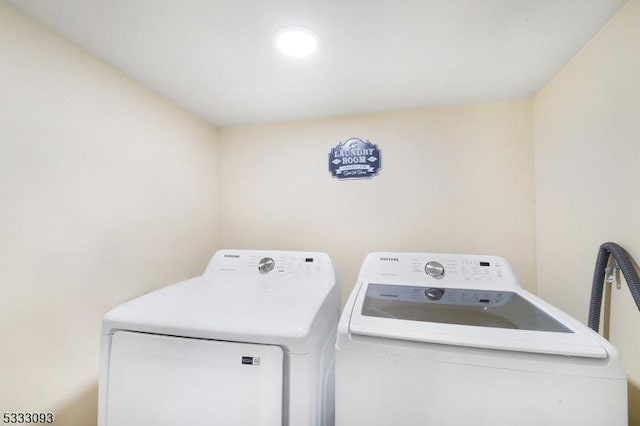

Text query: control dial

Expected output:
[425,261,445,279]
[258,257,275,274]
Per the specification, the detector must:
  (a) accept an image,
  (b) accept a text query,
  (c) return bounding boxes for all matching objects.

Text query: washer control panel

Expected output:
[359,252,518,289]
[413,257,506,282]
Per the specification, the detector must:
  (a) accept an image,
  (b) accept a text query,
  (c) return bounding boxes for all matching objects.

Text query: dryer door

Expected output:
[105,331,283,426]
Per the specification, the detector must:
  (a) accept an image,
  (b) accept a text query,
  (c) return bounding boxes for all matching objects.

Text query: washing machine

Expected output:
[336,252,627,426]
[98,249,340,426]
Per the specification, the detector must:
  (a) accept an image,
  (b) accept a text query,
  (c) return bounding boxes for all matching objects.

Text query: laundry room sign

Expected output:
[328,138,382,180]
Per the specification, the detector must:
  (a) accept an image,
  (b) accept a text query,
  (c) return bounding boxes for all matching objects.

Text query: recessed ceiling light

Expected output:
[274,27,319,58]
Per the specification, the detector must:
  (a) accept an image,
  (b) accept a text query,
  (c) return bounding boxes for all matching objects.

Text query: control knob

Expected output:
[425,261,445,278]
[258,257,275,274]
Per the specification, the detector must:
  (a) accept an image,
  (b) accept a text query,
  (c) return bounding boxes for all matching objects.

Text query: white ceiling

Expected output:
[5,0,626,127]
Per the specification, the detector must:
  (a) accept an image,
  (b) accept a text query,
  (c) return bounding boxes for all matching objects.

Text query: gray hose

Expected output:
[588,242,640,332]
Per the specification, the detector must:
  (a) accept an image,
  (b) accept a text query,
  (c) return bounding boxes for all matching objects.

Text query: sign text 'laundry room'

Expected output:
[328,138,382,180]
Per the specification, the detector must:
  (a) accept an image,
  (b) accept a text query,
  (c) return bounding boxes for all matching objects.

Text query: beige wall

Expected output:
[0,4,219,424]
[533,0,640,422]
[218,99,536,303]
[5,0,637,422]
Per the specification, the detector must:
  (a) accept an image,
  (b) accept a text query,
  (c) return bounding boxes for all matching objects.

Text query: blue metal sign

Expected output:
[328,138,382,180]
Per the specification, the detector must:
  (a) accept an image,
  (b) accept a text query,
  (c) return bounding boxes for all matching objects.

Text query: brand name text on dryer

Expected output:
[380,257,399,261]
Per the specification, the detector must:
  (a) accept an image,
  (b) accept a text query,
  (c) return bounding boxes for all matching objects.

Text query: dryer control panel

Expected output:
[358,252,519,290]
[204,249,335,283]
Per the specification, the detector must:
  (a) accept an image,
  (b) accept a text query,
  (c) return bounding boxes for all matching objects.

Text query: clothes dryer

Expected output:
[99,249,339,426]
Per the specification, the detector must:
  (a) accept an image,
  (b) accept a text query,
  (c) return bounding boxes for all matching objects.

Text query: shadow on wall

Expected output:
[54,383,98,426]
[629,380,640,426]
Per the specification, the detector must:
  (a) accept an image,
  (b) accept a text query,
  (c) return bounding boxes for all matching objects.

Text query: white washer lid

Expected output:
[348,281,608,358]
